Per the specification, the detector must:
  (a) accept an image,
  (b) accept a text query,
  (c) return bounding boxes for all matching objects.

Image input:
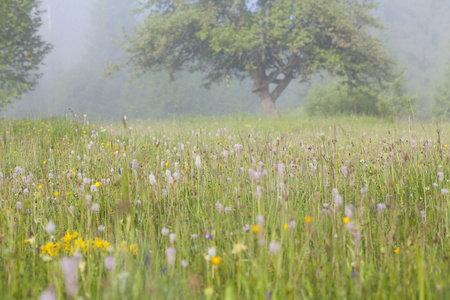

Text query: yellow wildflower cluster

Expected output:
[40,230,110,257]
[118,241,138,255]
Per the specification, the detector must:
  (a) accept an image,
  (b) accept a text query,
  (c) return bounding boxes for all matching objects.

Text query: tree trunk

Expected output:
[259,91,279,117]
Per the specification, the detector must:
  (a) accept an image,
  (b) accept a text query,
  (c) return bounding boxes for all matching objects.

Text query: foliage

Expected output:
[1,115,450,298]
[433,58,450,120]
[0,0,52,107]
[114,0,394,116]
[306,72,414,118]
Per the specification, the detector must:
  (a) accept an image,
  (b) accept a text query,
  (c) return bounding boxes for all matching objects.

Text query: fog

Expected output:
[7,0,450,120]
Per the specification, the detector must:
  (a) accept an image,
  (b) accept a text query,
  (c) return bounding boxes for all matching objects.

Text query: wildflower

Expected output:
[256,215,265,226]
[345,205,354,218]
[53,191,60,197]
[420,210,425,220]
[394,248,400,254]
[433,182,438,188]
[207,247,216,258]
[90,184,98,193]
[204,287,214,297]
[16,202,22,210]
[211,256,221,266]
[268,241,280,255]
[442,188,448,195]
[341,166,348,178]
[255,185,263,198]
[169,233,176,245]
[243,224,250,231]
[166,247,176,267]
[253,225,259,233]
[360,187,368,194]
[149,173,157,185]
[231,243,247,254]
[195,155,201,169]
[377,203,386,213]
[162,189,168,198]
[131,159,139,171]
[45,220,56,234]
[343,217,350,224]
[305,216,312,223]
[288,220,296,230]
[225,206,232,213]
[284,223,288,229]
[161,227,169,236]
[104,256,115,271]
[205,232,212,240]
[61,257,78,297]
[191,234,198,239]
[215,201,223,213]
[438,171,444,182]
[39,287,56,300]
[91,203,99,212]
[181,259,189,268]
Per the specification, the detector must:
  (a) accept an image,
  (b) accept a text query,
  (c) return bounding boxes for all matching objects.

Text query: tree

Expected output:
[0,0,52,107]
[112,0,394,116]
[434,55,450,120]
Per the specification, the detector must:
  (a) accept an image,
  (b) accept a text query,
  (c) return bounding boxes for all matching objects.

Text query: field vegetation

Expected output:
[0,115,449,299]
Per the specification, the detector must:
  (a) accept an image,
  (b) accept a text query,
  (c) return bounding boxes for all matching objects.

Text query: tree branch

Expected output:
[270,73,293,102]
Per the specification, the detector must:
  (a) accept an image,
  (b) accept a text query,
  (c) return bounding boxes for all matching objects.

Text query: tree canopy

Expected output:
[0,0,52,107]
[114,0,394,116]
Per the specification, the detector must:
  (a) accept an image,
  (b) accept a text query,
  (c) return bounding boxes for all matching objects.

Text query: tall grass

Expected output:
[0,115,449,299]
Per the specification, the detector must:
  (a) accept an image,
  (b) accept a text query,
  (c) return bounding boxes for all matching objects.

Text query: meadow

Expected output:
[0,115,449,299]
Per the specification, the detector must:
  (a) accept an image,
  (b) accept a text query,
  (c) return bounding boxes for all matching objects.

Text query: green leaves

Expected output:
[115,0,394,115]
[0,0,52,108]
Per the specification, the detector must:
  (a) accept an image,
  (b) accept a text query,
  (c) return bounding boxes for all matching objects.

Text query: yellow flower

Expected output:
[305,216,312,223]
[95,182,100,188]
[54,191,60,197]
[394,248,400,254]
[204,287,214,297]
[211,256,221,266]
[231,243,247,254]
[43,161,46,164]
[38,184,43,190]
[284,223,288,229]
[253,225,259,233]
[129,244,138,255]
[343,217,350,224]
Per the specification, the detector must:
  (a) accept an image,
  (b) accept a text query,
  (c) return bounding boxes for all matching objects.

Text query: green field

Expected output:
[0,115,449,299]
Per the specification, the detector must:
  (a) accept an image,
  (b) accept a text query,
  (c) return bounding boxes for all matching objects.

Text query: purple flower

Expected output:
[104,256,115,271]
[205,232,212,240]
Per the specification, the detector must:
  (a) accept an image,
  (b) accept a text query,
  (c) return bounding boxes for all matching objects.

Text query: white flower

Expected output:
[169,233,176,244]
[61,257,78,297]
[256,215,265,226]
[268,241,280,254]
[191,234,198,239]
[243,224,250,231]
[442,188,449,195]
[438,171,444,182]
[166,247,176,267]
[39,287,56,300]
[104,256,115,271]
[45,220,55,234]
[181,259,189,268]
[207,247,216,258]
[215,201,223,213]
[91,203,99,212]
[161,227,169,236]
[377,203,386,212]
[225,207,232,214]
[149,173,157,186]
[345,205,354,218]
[195,155,201,169]
[288,220,296,230]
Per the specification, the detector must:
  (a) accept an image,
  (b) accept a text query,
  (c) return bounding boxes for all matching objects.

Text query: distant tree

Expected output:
[0,0,52,107]
[112,0,394,116]
[434,57,450,119]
